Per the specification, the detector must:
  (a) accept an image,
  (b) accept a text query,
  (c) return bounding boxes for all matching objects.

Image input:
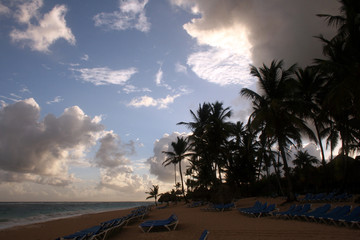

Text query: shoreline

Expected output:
[0,197,359,240]
[0,207,139,240]
[0,201,151,231]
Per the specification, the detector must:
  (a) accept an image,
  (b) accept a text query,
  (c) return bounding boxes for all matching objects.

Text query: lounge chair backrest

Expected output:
[169,214,178,221]
[348,206,360,217]
[199,229,209,240]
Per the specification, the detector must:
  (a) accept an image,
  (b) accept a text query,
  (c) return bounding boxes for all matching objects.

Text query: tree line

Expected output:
[147,0,359,203]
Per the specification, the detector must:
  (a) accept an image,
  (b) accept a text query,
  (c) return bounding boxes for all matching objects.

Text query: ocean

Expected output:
[0,201,151,230]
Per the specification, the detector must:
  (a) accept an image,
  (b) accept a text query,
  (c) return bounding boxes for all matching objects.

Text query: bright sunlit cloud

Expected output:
[10,1,75,53]
[72,67,138,86]
[127,94,181,109]
[187,47,253,86]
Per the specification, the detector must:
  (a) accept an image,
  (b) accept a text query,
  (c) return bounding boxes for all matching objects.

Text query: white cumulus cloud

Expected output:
[146,132,190,182]
[0,98,105,186]
[187,47,254,86]
[128,94,181,109]
[94,0,150,32]
[10,1,75,53]
[73,67,137,86]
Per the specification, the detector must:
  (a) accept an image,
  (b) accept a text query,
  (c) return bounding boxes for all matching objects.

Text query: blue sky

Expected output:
[0,0,338,201]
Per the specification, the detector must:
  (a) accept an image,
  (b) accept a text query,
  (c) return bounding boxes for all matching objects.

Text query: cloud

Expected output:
[81,54,89,61]
[20,87,31,93]
[187,47,254,86]
[46,96,63,104]
[155,67,163,86]
[0,99,151,200]
[94,0,150,32]
[0,98,105,185]
[287,143,321,168]
[154,67,172,90]
[97,168,148,194]
[94,132,134,168]
[0,3,10,16]
[175,62,187,74]
[0,95,20,102]
[9,1,75,53]
[146,132,190,182]
[172,0,339,67]
[127,94,181,109]
[93,132,152,194]
[72,67,137,86]
[121,84,151,94]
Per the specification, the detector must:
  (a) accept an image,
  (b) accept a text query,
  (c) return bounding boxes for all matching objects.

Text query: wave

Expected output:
[0,202,150,230]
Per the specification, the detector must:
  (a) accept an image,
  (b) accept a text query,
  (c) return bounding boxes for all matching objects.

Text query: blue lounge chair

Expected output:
[238,201,261,212]
[240,202,267,215]
[334,193,353,202]
[301,204,331,221]
[199,229,209,240]
[139,214,178,233]
[58,225,102,240]
[252,203,276,218]
[215,202,235,211]
[299,193,313,202]
[310,193,326,202]
[202,202,235,212]
[271,204,296,217]
[276,204,302,218]
[318,205,351,224]
[336,206,360,227]
[286,203,311,219]
[188,201,203,208]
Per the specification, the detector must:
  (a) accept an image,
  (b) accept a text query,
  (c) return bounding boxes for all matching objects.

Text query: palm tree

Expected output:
[241,60,315,201]
[178,102,233,185]
[292,150,320,170]
[207,102,233,183]
[294,66,329,166]
[162,136,192,203]
[315,0,360,156]
[146,185,159,206]
[226,121,257,186]
[178,103,217,186]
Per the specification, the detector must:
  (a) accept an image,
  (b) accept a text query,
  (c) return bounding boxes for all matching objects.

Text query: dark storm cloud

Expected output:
[173,0,340,66]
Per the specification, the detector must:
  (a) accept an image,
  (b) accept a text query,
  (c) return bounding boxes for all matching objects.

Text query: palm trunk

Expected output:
[178,162,188,203]
[273,152,285,196]
[174,164,177,186]
[279,144,295,201]
[314,120,326,166]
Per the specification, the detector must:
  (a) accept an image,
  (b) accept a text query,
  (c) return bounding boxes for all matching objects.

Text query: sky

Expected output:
[0,0,339,201]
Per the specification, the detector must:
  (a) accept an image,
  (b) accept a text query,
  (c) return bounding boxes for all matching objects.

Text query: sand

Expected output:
[0,197,359,240]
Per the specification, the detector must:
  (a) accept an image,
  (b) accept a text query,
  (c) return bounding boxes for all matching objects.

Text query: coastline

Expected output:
[0,197,359,240]
[0,201,151,231]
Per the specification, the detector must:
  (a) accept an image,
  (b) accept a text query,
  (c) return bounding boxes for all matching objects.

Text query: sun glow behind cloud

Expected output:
[171,1,254,87]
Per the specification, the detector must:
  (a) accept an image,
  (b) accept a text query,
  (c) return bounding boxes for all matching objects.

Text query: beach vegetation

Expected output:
[146,185,160,206]
[157,0,359,203]
[162,136,192,203]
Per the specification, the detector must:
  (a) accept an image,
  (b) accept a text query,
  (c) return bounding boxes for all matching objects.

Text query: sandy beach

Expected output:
[0,197,359,240]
